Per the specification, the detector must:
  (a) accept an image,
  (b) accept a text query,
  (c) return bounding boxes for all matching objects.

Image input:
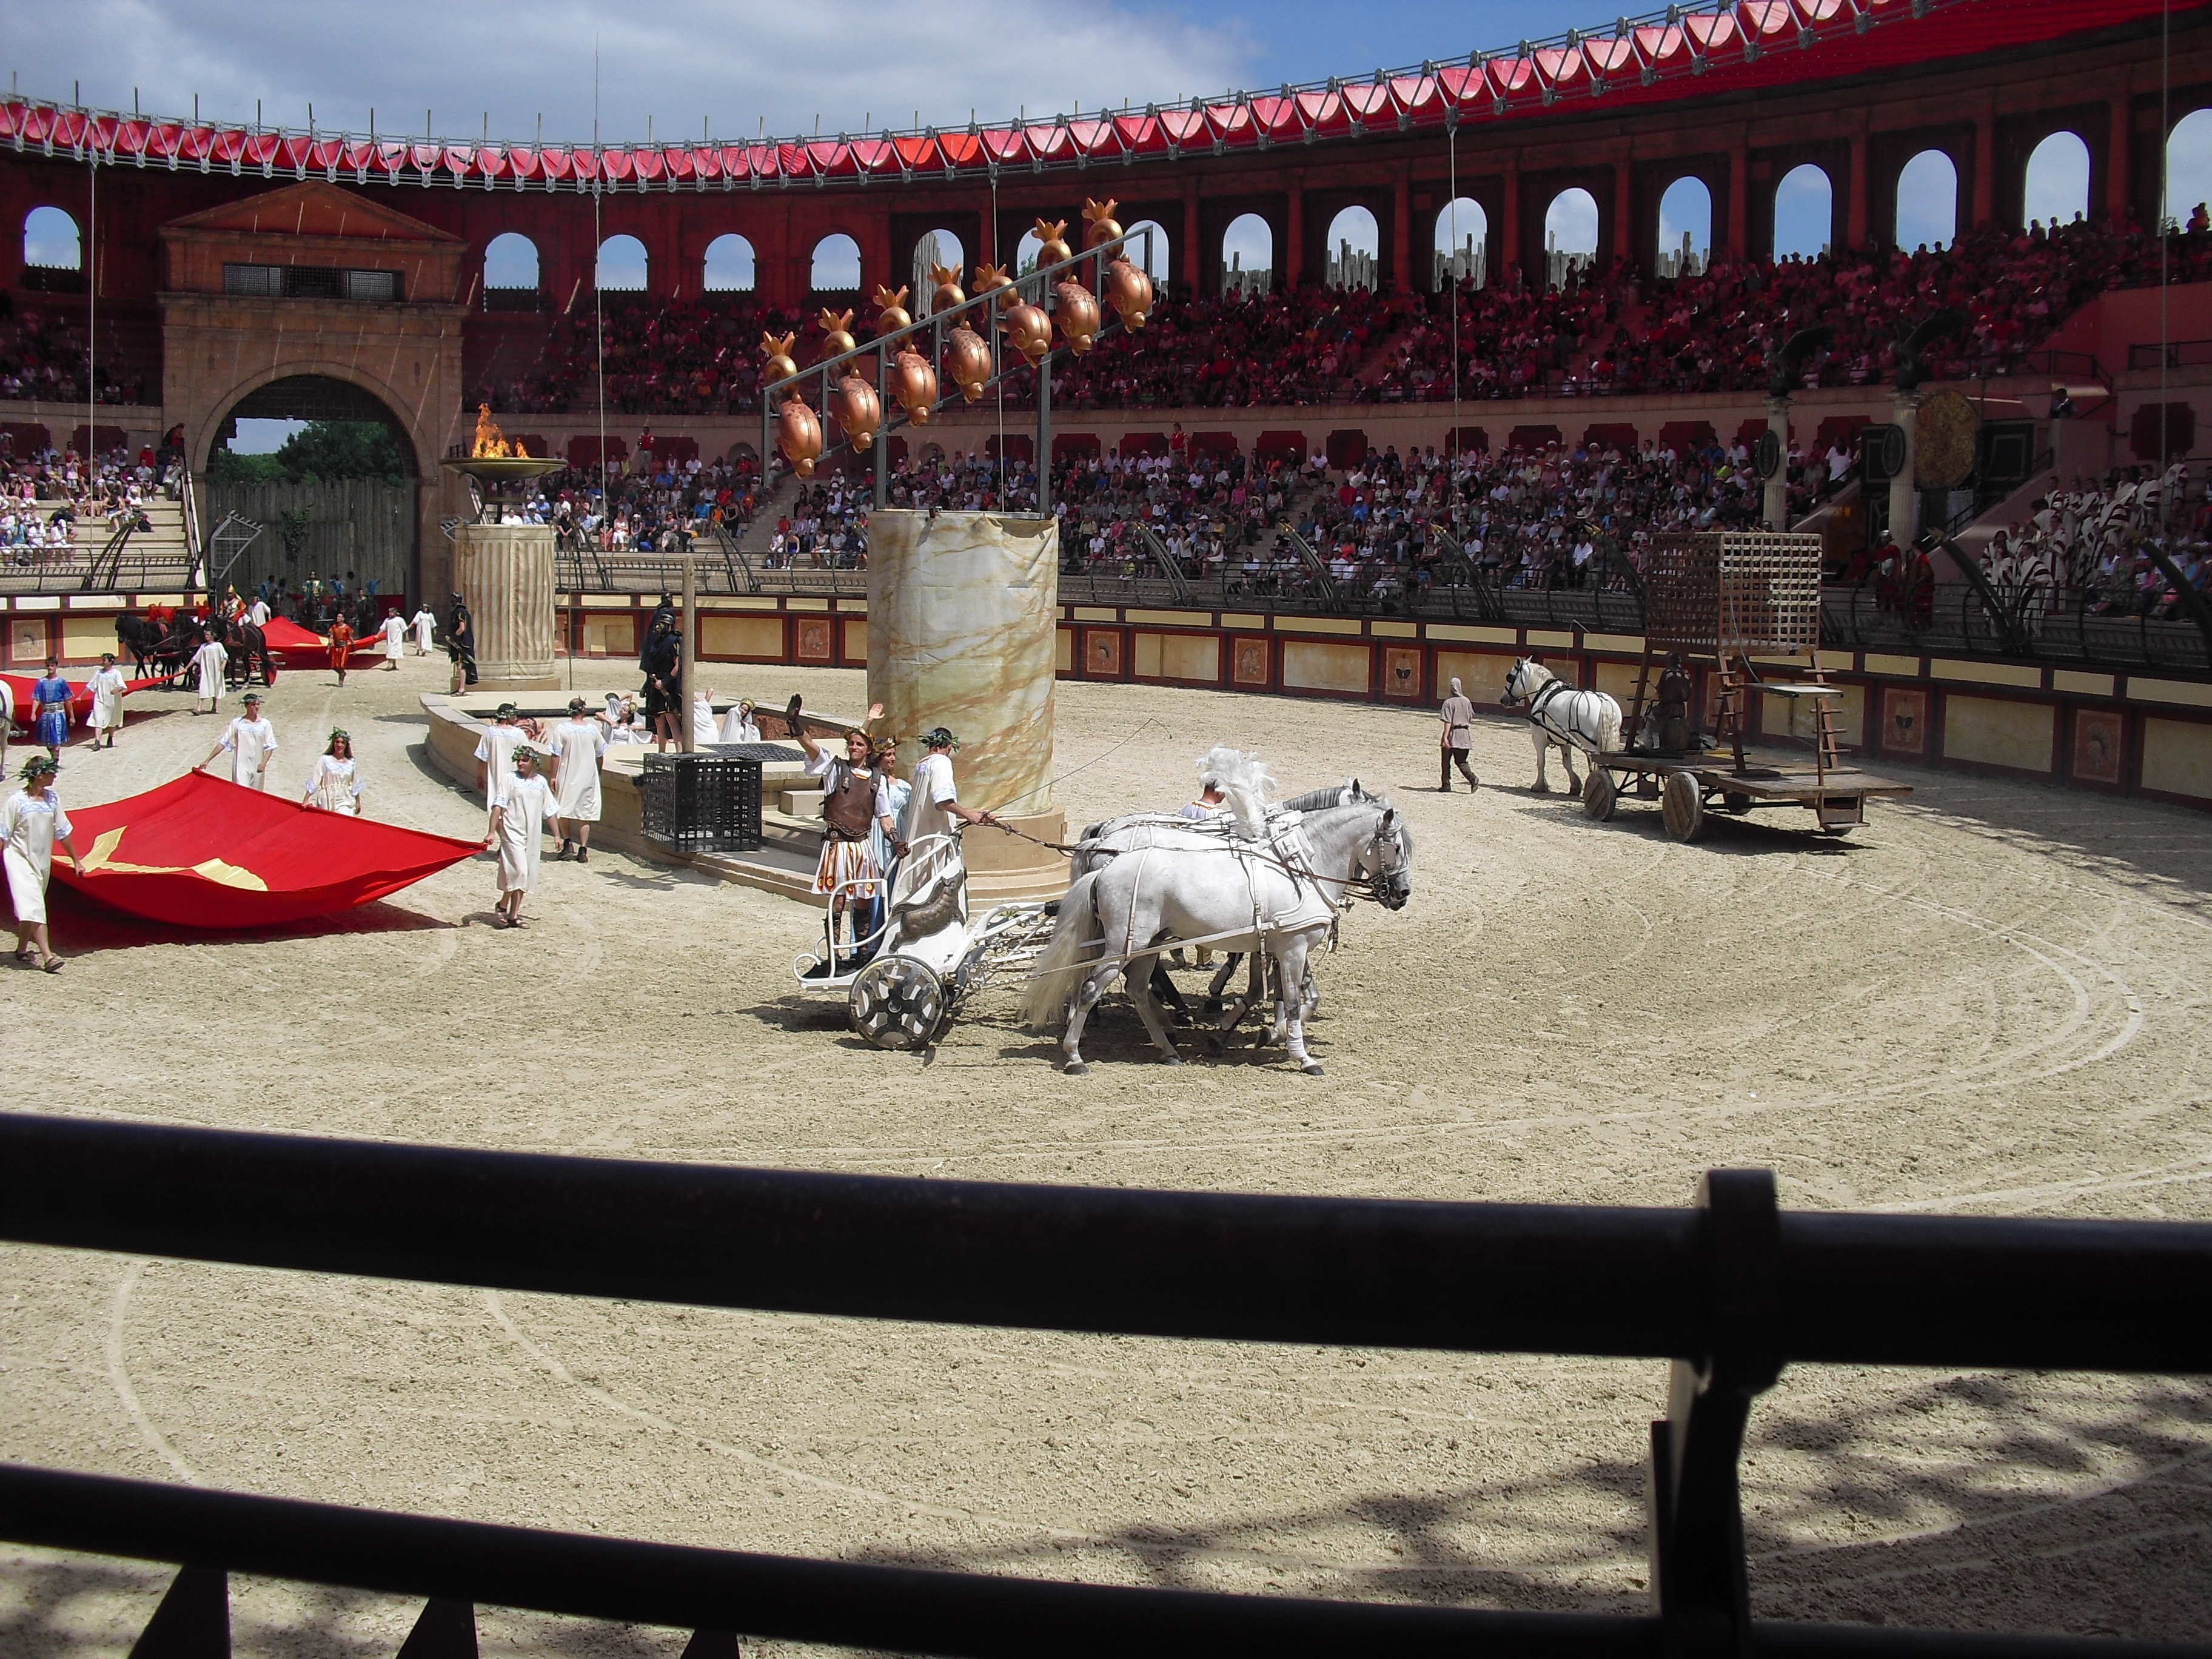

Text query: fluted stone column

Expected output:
[455,523,558,691]
[1764,395,1792,531]
[1889,392,1920,551]
[868,509,1065,894]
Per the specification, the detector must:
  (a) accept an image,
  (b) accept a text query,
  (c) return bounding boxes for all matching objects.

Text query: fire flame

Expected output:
[470,403,525,459]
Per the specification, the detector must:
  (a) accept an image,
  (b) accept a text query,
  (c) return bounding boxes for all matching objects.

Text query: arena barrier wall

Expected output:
[0,1113,2206,1658]
[523,593,2212,815]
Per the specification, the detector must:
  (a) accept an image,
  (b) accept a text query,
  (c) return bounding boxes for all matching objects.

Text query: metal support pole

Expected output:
[679,554,695,754]
[1037,355,1053,517]
[874,341,889,512]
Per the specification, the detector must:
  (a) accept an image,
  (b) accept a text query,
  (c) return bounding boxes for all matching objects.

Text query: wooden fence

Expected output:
[199,476,418,600]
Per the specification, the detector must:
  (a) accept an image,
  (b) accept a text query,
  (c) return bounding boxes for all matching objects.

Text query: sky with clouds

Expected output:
[6,2,2202,266]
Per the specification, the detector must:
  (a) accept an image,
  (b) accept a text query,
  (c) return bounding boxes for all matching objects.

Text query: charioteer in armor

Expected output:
[791,694,896,977]
[1652,652,1697,752]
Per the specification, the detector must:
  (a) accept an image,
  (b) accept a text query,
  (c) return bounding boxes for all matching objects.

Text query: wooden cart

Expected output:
[1580,531,1911,840]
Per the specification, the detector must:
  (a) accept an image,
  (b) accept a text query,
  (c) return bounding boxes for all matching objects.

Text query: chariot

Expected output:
[1582,530,1911,840]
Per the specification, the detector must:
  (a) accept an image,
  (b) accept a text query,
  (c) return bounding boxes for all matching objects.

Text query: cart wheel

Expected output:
[1661,772,1706,843]
[1723,791,1752,816]
[849,954,945,1050]
[1581,768,1617,822]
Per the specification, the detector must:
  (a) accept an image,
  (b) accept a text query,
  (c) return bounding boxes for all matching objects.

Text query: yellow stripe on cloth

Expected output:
[812,836,879,897]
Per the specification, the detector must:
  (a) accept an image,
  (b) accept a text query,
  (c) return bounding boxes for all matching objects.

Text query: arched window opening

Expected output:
[2023,131,2091,230]
[1772,166,1833,261]
[1895,149,1958,251]
[704,233,756,292]
[595,234,648,292]
[1325,205,1379,290]
[1433,198,1487,290]
[1122,220,1170,281]
[1544,189,1599,289]
[2167,109,2212,230]
[23,206,80,271]
[481,233,539,312]
[911,229,966,316]
[1657,177,1712,278]
[810,233,861,293]
[1221,213,1273,298]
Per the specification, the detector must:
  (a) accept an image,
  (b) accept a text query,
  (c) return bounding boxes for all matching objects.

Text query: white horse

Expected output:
[1498,657,1623,795]
[1024,800,1412,1076]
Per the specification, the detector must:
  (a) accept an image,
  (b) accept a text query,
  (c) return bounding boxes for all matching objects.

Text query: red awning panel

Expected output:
[12,0,2197,188]
[53,771,480,930]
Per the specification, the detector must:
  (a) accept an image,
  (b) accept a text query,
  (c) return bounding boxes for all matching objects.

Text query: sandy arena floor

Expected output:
[0,651,2208,1657]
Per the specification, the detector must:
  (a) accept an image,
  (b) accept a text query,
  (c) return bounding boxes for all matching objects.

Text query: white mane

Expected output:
[1197,745,1276,839]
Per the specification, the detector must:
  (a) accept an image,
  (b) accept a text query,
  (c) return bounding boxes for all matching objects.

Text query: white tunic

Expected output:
[549,718,607,822]
[902,752,963,846]
[473,723,525,808]
[381,614,407,660]
[192,640,228,700]
[218,716,278,789]
[493,772,559,894]
[304,754,363,815]
[691,694,719,746]
[2,786,71,927]
[718,709,761,744]
[411,608,437,652]
[84,665,127,731]
[247,600,270,627]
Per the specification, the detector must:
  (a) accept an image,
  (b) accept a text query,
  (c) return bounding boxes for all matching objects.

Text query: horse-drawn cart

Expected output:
[1581,530,1911,840]
[794,833,1060,1050]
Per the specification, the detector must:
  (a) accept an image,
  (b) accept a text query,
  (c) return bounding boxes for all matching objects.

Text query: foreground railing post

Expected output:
[394,1596,475,1658]
[1647,1169,1781,1659]
[129,1565,229,1659]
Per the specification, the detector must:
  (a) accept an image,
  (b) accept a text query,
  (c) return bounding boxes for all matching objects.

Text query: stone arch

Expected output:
[704,233,756,292]
[1432,197,1488,290]
[1895,149,1959,250]
[1221,212,1273,296]
[2168,108,2212,229]
[1656,176,1712,276]
[23,204,81,271]
[810,232,862,293]
[596,233,648,292]
[483,232,538,302]
[1772,164,1834,260]
[1323,205,1379,290]
[1122,220,1170,281]
[910,227,965,315]
[2024,130,2091,228]
[198,370,426,476]
[1543,187,1600,288]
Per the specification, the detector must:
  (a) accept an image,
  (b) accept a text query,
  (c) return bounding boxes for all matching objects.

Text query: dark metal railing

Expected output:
[0,1113,2207,1658]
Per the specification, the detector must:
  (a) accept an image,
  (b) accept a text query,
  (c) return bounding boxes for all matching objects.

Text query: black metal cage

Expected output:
[638,752,762,853]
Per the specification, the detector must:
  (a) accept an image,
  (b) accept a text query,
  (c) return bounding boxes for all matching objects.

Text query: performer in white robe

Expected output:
[411,603,438,655]
[718,699,761,744]
[3,753,79,971]
[380,611,407,670]
[486,746,560,927]
[548,698,608,863]
[84,653,127,749]
[190,636,227,714]
[247,595,271,628]
[690,689,720,747]
[473,703,526,808]
[202,692,277,789]
[899,726,1000,901]
[301,730,364,816]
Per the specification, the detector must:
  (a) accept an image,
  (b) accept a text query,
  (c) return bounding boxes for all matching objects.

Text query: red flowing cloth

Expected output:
[52,772,481,929]
[260,616,382,667]
[1,672,164,731]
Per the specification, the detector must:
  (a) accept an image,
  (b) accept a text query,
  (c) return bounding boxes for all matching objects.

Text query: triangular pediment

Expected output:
[162,180,463,244]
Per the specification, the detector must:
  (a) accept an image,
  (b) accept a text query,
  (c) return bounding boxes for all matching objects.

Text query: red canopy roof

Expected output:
[5,0,2189,193]
[53,771,480,930]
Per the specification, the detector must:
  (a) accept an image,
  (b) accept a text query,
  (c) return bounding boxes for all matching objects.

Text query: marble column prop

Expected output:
[456,523,559,691]
[867,509,1065,877]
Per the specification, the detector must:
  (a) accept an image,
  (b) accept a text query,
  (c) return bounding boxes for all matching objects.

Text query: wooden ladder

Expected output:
[1713,652,1751,773]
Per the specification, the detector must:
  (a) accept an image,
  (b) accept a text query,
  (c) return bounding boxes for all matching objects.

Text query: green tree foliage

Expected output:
[209,421,410,483]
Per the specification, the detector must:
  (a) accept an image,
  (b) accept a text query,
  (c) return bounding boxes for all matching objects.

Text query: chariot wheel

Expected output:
[849,953,946,1050]
[1581,768,1617,821]
[1661,772,1706,843]
[1723,791,1752,816]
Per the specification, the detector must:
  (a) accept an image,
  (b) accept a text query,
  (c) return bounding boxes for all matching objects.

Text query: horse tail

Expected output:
[1023,871,1104,1033]
[1595,695,1623,758]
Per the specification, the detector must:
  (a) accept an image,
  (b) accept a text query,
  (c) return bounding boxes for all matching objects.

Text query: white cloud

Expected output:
[0,1,1256,144]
